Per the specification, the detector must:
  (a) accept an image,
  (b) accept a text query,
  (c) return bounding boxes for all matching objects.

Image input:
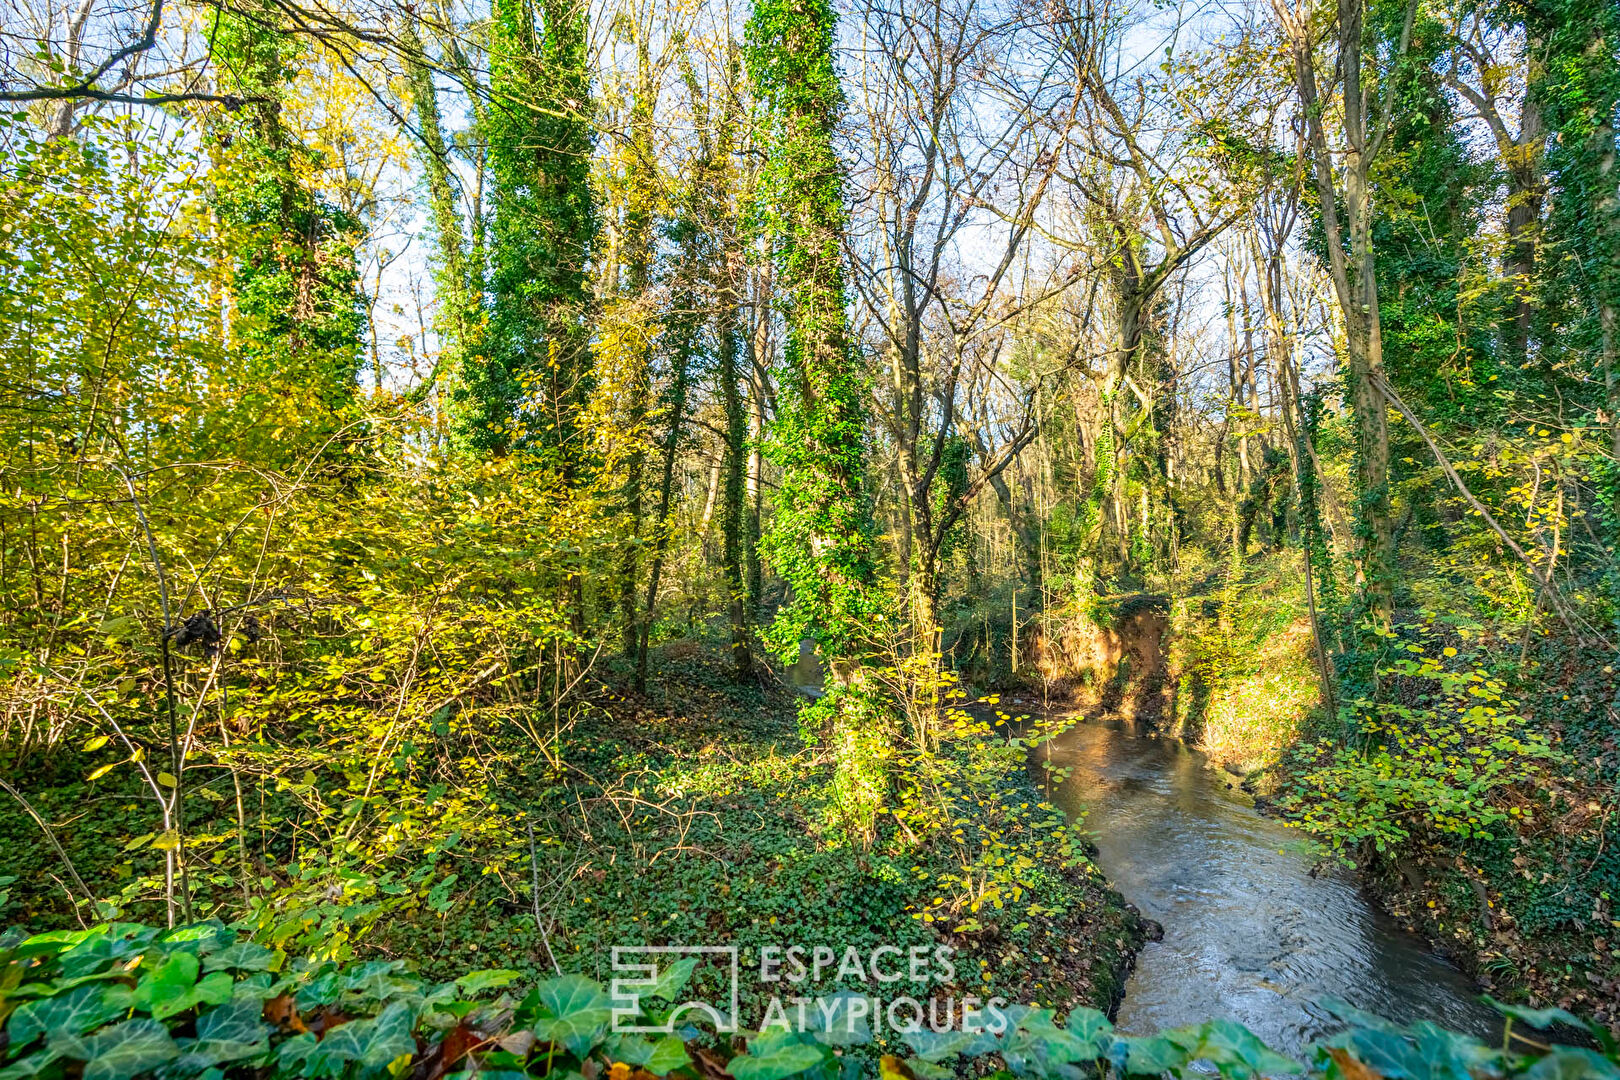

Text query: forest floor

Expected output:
[0,636,1146,1040]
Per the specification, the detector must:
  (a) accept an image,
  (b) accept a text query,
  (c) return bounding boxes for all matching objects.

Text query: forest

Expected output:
[0,0,1618,1071]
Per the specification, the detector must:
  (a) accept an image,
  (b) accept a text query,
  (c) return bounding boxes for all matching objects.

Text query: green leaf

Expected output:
[730,1031,828,1080]
[1064,1007,1114,1059]
[1525,1049,1620,1080]
[69,1018,179,1080]
[649,958,699,1002]
[454,969,522,995]
[177,999,271,1069]
[536,975,613,1023]
[196,998,270,1046]
[341,961,420,1002]
[136,952,200,1021]
[614,1034,695,1076]
[902,1029,981,1063]
[0,1050,61,1080]
[54,927,160,979]
[1407,1021,1490,1080]
[316,999,418,1070]
[1484,998,1590,1033]
[644,1035,692,1076]
[200,942,276,974]
[1346,1028,1427,1079]
[193,972,233,1010]
[1118,1033,1189,1075]
[7,986,120,1047]
[802,992,872,1046]
[1198,1019,1301,1076]
[531,975,613,1058]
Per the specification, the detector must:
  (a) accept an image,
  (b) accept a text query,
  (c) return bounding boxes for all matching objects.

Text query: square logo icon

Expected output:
[610,945,739,1033]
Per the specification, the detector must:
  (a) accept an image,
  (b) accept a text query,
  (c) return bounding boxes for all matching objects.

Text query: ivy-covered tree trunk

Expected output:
[633,200,703,694]
[746,268,770,624]
[616,40,658,661]
[748,0,886,844]
[210,0,365,424]
[474,0,596,461]
[747,0,878,664]
[1274,0,1403,628]
[718,261,752,680]
[1524,0,1619,452]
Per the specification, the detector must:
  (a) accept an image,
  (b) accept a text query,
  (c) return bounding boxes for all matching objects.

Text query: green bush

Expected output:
[1278,650,1560,857]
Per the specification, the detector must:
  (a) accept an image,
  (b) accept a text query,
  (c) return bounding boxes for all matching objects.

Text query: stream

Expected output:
[1034,715,1505,1056]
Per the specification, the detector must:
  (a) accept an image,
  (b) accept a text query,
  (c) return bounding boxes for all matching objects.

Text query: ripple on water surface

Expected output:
[1035,717,1504,1058]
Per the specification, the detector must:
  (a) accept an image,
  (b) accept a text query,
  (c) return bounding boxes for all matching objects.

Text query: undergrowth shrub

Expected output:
[1277,648,1560,858]
[1,920,1615,1080]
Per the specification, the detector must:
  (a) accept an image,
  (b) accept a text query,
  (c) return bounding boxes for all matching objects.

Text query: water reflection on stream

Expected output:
[1034,716,1504,1056]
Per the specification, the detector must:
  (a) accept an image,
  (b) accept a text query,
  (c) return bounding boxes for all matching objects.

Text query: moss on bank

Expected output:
[1167,552,1321,776]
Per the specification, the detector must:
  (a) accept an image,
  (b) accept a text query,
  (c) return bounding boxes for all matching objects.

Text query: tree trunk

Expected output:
[1277,0,1402,627]
[617,44,657,660]
[635,274,698,693]
[719,256,752,679]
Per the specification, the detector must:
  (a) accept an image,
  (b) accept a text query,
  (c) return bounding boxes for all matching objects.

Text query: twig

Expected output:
[0,777,100,919]
[526,820,562,975]
[114,465,193,923]
[1371,374,1609,649]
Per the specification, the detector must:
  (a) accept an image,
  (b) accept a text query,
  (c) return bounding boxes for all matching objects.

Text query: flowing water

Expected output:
[1034,715,1505,1057]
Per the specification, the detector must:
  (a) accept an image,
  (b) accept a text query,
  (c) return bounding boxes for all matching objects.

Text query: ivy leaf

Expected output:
[801,991,873,1046]
[193,973,234,1010]
[896,1058,952,1080]
[201,943,276,974]
[1117,1033,1188,1075]
[612,1034,692,1076]
[730,1031,828,1080]
[1346,1028,1427,1079]
[1484,998,1588,1033]
[0,1050,61,1080]
[1064,1008,1114,1059]
[137,952,202,1020]
[530,975,613,1058]
[7,986,120,1047]
[177,999,272,1070]
[1198,1019,1301,1075]
[902,1029,980,1063]
[649,958,699,1002]
[1408,1021,1490,1080]
[316,999,418,1070]
[1524,1049,1620,1080]
[340,960,418,1002]
[159,924,234,955]
[454,969,523,995]
[68,1018,179,1080]
[1318,997,1402,1035]
[536,975,614,1024]
[44,926,155,976]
